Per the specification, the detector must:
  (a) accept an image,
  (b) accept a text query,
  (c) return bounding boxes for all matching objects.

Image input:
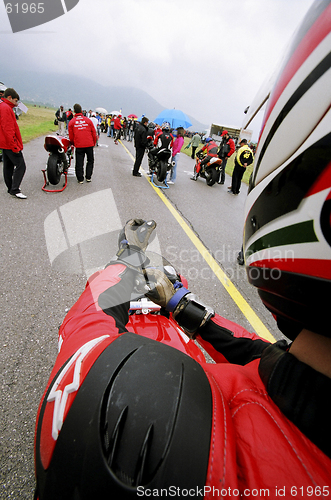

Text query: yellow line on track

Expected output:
[120,140,275,343]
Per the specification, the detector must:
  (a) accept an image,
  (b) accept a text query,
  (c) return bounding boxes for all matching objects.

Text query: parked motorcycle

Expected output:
[43,134,74,190]
[192,150,223,186]
[147,138,174,183]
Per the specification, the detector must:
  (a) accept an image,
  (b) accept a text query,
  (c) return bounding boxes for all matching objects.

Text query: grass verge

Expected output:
[18,103,58,143]
[181,136,253,185]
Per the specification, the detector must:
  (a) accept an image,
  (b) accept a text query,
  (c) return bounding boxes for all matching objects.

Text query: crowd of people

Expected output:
[0,83,255,196]
[53,101,255,191]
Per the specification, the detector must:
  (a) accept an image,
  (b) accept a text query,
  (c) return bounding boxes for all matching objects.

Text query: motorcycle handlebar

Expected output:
[129,298,161,312]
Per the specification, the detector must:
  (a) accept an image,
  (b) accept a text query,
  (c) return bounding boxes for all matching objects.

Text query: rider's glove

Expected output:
[145,268,214,337]
[115,218,157,270]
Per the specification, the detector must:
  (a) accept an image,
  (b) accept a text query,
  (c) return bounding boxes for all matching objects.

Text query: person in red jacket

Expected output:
[217,130,236,184]
[0,88,27,199]
[113,114,122,144]
[68,103,97,183]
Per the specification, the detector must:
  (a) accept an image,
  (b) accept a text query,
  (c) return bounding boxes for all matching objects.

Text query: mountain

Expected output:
[1,69,207,131]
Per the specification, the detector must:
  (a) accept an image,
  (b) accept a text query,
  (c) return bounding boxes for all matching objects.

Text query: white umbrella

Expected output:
[95,107,108,114]
[111,110,120,115]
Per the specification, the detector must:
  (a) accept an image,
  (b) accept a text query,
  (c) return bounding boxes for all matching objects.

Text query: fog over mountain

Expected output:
[2,68,208,131]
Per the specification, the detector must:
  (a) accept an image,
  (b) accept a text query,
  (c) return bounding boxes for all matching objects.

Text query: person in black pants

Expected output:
[0,88,27,199]
[217,130,235,184]
[228,139,254,195]
[132,117,149,177]
[68,104,97,183]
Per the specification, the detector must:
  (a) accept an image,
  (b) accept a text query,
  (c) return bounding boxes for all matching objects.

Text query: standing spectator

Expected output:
[90,113,100,147]
[110,115,115,138]
[217,130,235,184]
[55,105,66,135]
[96,113,102,140]
[65,108,73,132]
[0,82,6,161]
[127,118,135,141]
[154,123,162,139]
[110,115,116,138]
[68,103,97,184]
[168,127,184,184]
[228,139,254,195]
[0,82,7,99]
[0,88,27,199]
[106,115,111,137]
[113,115,122,144]
[0,82,4,162]
[132,116,149,177]
[186,132,201,159]
[122,117,127,140]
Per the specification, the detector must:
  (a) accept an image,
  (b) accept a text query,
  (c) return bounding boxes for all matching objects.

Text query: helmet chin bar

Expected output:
[247,266,330,340]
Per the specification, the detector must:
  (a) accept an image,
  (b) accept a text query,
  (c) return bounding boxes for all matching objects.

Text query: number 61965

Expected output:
[5,3,45,14]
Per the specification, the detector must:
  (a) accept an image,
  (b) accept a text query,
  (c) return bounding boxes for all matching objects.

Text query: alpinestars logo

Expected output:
[4,0,80,33]
[47,335,109,441]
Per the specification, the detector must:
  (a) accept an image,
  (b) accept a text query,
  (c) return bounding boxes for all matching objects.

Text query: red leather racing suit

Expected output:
[34,263,331,497]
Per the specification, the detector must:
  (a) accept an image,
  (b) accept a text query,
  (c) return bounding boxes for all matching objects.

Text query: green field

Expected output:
[18,103,58,143]
[181,136,253,185]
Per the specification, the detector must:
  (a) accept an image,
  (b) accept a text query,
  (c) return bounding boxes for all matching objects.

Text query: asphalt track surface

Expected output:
[0,132,284,498]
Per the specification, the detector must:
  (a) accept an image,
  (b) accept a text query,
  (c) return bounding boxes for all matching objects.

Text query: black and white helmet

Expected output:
[243,0,331,338]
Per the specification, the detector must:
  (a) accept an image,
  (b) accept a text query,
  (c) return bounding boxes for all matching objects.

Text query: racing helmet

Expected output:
[34,333,212,499]
[0,82,6,94]
[243,0,331,339]
[161,121,170,130]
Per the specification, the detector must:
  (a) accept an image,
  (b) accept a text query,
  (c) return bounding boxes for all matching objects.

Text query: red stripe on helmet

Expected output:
[261,4,331,134]
[305,162,331,197]
[249,258,331,280]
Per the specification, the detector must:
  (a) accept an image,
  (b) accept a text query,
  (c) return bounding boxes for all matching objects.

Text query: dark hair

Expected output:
[176,127,184,137]
[4,88,19,100]
[240,139,248,144]
[141,117,149,124]
[73,103,82,114]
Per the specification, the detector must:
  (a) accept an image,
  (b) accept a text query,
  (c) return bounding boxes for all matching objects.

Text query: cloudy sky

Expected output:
[1,0,315,138]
